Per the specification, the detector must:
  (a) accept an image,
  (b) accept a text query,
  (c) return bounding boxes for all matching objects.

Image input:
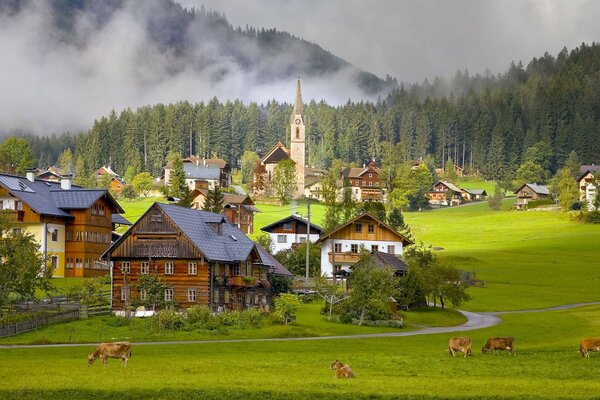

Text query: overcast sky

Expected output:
[179,0,600,83]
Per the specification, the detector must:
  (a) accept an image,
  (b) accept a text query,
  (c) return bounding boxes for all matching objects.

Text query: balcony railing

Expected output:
[328,252,360,263]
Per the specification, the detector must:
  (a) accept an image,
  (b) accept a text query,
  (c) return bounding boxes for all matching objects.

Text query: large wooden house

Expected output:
[260,214,323,254]
[514,183,550,210]
[0,172,126,278]
[104,203,291,311]
[340,160,384,202]
[427,181,463,207]
[189,189,260,234]
[316,212,412,277]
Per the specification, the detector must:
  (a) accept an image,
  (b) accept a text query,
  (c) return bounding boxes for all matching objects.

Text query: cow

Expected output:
[482,337,515,355]
[88,342,132,367]
[330,360,354,378]
[579,338,600,358]
[447,337,472,357]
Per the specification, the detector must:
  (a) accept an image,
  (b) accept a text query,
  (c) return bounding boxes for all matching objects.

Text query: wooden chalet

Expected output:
[104,203,291,311]
[260,214,323,254]
[427,181,463,207]
[461,188,488,201]
[316,212,412,277]
[577,170,597,210]
[0,172,125,278]
[189,189,260,234]
[340,160,383,202]
[514,183,550,210]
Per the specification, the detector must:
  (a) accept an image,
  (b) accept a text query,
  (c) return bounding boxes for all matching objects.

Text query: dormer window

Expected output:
[208,222,222,235]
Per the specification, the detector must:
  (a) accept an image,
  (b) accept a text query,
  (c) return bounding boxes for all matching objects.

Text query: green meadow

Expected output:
[5,185,598,399]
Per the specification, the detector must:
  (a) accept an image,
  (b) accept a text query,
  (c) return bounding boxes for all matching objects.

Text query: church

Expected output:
[252,79,311,199]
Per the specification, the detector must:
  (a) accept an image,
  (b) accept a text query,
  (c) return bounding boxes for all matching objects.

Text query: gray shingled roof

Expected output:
[260,214,323,234]
[51,190,108,209]
[256,244,292,276]
[112,213,132,226]
[462,189,487,195]
[183,164,221,180]
[524,183,550,195]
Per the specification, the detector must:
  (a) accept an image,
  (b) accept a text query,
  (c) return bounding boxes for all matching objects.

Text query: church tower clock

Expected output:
[290,78,306,198]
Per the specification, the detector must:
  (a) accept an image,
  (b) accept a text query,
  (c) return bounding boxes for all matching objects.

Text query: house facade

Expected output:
[514,183,550,209]
[190,189,260,234]
[105,203,291,311]
[0,172,125,278]
[460,188,488,201]
[260,214,323,254]
[578,171,597,210]
[164,157,231,190]
[427,181,463,206]
[316,212,412,277]
[340,160,384,202]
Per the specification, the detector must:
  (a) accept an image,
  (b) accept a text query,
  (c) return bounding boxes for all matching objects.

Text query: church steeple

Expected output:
[290,78,305,124]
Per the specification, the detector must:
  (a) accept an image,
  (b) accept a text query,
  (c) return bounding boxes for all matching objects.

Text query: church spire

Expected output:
[290,77,305,124]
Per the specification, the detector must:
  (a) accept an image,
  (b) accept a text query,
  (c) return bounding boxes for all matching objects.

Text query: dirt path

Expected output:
[1,302,599,349]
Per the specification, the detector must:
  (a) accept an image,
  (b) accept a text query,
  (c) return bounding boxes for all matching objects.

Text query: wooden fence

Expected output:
[0,308,80,338]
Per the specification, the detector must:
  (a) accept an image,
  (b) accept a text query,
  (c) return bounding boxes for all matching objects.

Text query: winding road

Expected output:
[1,302,599,349]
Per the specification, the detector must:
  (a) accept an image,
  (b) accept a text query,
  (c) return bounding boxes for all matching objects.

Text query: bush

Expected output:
[350,319,404,328]
[183,307,264,331]
[585,210,600,224]
[157,308,184,330]
[186,305,211,326]
[331,299,393,324]
[527,199,555,209]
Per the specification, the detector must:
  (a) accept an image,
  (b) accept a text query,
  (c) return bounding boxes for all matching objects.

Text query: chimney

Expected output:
[26,168,36,182]
[61,174,72,190]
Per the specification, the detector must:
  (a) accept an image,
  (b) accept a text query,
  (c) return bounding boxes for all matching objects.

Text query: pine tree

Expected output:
[202,185,224,214]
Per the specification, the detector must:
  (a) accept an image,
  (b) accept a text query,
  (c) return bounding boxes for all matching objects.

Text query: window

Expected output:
[66,231,72,241]
[351,244,359,253]
[299,237,307,243]
[362,181,366,186]
[51,229,58,242]
[50,255,59,270]
[76,258,82,269]
[187,289,197,302]
[121,287,130,301]
[296,127,300,139]
[277,235,287,243]
[165,262,174,275]
[232,264,241,276]
[66,258,73,269]
[354,223,362,232]
[140,261,149,274]
[98,204,105,216]
[334,243,342,252]
[121,262,130,274]
[139,289,147,301]
[387,245,396,255]
[188,262,197,275]
[368,173,373,178]
[368,224,374,233]
[164,289,173,302]
[334,265,343,273]
[355,181,359,186]
[371,245,378,252]
[91,205,97,216]
[85,259,91,269]
[246,261,253,276]
[369,182,373,187]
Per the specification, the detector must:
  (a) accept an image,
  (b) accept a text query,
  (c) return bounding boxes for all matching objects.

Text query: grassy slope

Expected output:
[1,305,600,399]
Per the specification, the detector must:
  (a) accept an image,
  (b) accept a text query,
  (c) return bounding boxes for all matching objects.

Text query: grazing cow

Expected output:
[88,342,132,366]
[447,337,472,357]
[330,360,354,378]
[482,337,515,355]
[579,338,600,358]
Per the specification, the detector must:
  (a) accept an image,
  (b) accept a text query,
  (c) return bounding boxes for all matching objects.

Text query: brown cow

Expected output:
[88,342,132,366]
[482,337,515,355]
[330,360,354,378]
[447,337,472,357]
[579,338,600,358]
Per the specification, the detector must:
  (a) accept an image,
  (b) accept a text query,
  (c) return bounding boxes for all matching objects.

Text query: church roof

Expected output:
[261,142,290,164]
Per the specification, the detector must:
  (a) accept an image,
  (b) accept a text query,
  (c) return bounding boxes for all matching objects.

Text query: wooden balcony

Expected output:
[1,210,24,222]
[229,275,258,287]
[328,252,360,263]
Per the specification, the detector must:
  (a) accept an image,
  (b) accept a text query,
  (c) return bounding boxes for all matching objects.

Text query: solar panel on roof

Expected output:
[0,176,35,193]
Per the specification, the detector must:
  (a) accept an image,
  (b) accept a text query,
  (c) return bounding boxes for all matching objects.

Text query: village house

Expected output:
[426,181,463,207]
[514,183,550,210]
[260,214,323,254]
[460,188,488,201]
[316,212,412,277]
[0,171,127,278]
[164,157,231,190]
[104,203,291,311]
[340,160,384,202]
[36,166,65,182]
[189,189,260,234]
[577,170,597,210]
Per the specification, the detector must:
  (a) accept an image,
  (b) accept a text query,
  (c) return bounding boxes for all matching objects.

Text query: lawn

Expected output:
[1,305,599,399]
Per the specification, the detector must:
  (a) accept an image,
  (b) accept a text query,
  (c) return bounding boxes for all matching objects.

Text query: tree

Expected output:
[137,273,170,312]
[387,207,412,240]
[488,184,504,210]
[168,153,190,203]
[340,177,357,223]
[0,137,35,175]
[556,167,579,211]
[274,293,302,325]
[347,253,396,326]
[274,243,321,277]
[0,221,53,311]
[132,172,154,197]
[564,150,581,179]
[255,232,273,254]
[444,157,457,181]
[202,185,224,213]
[240,151,260,185]
[515,160,545,185]
[57,148,74,173]
[272,159,297,203]
[321,169,341,232]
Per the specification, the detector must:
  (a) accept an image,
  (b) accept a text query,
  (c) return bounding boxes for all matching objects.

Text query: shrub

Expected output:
[527,199,555,209]
[157,308,184,330]
[186,305,211,326]
[351,319,404,328]
[585,210,600,224]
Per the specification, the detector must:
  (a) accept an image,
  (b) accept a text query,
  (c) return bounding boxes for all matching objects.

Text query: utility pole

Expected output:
[305,197,311,283]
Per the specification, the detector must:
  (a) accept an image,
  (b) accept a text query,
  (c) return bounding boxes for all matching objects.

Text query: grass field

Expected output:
[2,305,600,399]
